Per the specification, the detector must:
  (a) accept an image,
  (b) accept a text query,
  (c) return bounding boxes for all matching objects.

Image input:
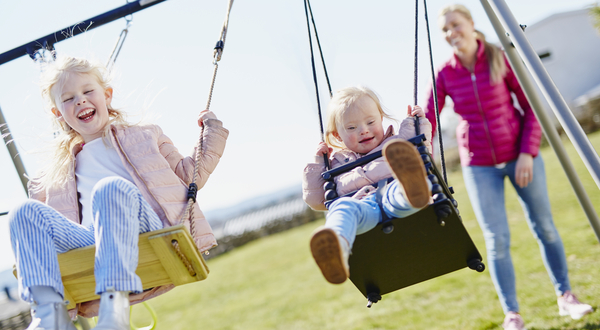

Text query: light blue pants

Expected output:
[462,156,570,314]
[9,177,163,302]
[325,180,423,248]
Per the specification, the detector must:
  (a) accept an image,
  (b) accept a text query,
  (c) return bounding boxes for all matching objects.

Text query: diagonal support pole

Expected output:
[481,0,600,243]
[0,105,28,193]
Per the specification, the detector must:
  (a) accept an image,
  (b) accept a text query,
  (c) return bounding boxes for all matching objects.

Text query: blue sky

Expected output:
[0,0,596,272]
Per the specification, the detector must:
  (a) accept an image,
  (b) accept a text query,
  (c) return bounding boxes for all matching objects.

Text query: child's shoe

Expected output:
[93,288,130,330]
[26,301,77,330]
[310,227,350,284]
[558,291,593,319]
[383,140,430,209]
[502,312,526,330]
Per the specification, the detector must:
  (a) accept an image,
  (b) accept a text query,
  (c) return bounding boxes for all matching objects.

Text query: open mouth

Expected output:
[77,109,96,122]
[359,137,374,144]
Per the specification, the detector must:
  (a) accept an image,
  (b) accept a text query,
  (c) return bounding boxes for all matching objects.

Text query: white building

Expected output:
[525,8,600,125]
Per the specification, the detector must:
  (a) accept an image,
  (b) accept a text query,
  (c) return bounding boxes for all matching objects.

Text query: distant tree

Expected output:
[592,4,600,32]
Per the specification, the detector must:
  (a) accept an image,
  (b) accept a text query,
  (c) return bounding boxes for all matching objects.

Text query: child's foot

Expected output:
[383,140,430,209]
[558,291,593,319]
[310,227,350,284]
[503,312,526,330]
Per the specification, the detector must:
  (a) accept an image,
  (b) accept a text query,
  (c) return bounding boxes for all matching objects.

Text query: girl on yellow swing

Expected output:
[303,86,433,284]
[8,56,228,330]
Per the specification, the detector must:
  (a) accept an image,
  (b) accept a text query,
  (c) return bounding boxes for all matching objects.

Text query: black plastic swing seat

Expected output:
[320,134,484,307]
[348,201,483,307]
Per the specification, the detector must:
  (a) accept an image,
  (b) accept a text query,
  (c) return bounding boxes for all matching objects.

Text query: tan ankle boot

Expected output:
[93,288,130,330]
[26,301,77,330]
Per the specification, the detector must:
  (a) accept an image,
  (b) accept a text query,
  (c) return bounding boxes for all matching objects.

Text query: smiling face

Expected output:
[51,72,113,143]
[334,95,384,154]
[440,10,477,54]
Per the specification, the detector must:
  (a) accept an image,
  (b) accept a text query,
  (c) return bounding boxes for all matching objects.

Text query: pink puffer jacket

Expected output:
[27,119,228,317]
[303,117,432,211]
[425,40,541,166]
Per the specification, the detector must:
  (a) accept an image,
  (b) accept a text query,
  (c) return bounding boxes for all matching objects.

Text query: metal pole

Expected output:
[0,105,28,193]
[481,0,600,243]
[485,0,600,191]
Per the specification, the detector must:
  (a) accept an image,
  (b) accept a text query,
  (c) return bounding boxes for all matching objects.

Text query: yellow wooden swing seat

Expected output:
[14,224,209,309]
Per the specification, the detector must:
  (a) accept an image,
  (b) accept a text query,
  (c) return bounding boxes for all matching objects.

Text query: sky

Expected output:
[0,0,597,272]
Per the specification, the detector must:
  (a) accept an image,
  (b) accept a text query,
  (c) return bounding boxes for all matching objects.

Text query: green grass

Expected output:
[131,132,600,330]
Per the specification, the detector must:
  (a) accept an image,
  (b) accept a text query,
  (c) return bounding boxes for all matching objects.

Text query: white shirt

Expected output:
[75,138,135,228]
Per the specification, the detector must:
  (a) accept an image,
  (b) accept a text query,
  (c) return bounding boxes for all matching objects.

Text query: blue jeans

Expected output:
[9,177,163,302]
[462,156,570,314]
[325,180,423,248]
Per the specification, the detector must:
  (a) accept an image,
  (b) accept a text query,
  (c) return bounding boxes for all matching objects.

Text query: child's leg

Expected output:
[311,196,381,284]
[9,199,95,302]
[381,180,431,219]
[91,176,163,295]
[324,195,381,248]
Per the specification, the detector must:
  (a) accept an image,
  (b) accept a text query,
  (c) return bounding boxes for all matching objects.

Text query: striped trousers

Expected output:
[9,177,163,302]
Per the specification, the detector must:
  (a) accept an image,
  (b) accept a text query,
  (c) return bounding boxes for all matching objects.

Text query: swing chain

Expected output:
[106,14,133,71]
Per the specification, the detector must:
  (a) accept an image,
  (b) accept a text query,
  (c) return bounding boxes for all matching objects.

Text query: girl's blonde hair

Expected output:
[36,56,129,189]
[324,86,393,150]
[439,4,507,84]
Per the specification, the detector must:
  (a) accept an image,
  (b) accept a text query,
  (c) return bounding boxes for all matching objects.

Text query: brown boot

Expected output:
[310,227,350,284]
[383,139,430,209]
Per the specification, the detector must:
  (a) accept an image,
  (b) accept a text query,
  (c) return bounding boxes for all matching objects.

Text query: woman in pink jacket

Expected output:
[426,4,592,329]
[8,56,228,330]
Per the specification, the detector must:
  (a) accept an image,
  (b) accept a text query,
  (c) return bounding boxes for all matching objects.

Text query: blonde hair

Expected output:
[324,86,393,150]
[439,4,507,84]
[36,56,130,189]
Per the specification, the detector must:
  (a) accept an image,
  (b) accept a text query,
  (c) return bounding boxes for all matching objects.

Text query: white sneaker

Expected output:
[502,312,526,330]
[310,227,350,284]
[558,291,593,320]
[26,301,77,330]
[93,288,130,330]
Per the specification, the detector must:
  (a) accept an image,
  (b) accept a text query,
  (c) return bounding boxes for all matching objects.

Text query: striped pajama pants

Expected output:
[9,176,163,303]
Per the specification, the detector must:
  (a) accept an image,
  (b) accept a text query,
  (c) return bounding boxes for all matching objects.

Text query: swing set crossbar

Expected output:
[0,0,168,66]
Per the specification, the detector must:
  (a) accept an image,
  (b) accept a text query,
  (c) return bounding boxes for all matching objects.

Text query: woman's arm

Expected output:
[504,57,542,157]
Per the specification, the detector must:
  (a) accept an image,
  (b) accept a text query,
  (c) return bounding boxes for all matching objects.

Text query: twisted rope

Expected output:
[423,0,447,184]
[180,0,234,239]
[171,240,197,277]
[413,0,421,136]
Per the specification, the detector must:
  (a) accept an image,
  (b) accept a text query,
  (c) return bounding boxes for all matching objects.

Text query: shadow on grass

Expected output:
[530,321,600,330]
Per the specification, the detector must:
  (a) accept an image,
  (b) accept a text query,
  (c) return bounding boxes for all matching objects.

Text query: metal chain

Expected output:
[106,15,132,72]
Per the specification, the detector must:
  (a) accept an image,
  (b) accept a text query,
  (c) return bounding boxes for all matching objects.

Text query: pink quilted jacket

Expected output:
[425,40,542,166]
[27,119,228,317]
[303,117,432,211]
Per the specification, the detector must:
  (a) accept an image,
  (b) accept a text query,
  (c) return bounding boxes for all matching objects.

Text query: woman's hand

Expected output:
[198,110,217,127]
[407,105,425,118]
[515,153,533,188]
[316,142,332,157]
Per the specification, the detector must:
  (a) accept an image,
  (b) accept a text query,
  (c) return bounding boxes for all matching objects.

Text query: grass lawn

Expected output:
[131,131,600,330]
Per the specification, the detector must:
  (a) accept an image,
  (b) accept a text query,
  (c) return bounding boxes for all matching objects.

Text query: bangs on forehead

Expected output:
[50,70,74,107]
